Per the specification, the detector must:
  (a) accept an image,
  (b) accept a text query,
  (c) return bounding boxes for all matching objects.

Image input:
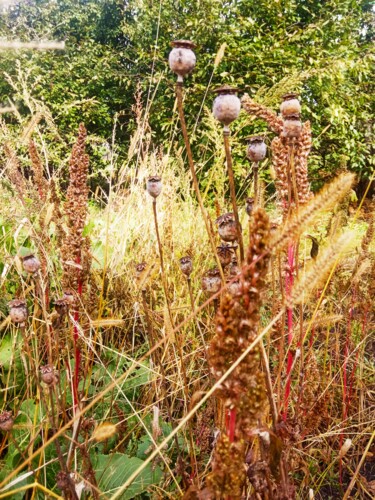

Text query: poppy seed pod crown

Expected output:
[246,135,267,162]
[146,176,162,198]
[179,256,193,277]
[212,85,241,129]
[168,40,197,82]
[280,92,301,118]
[282,113,302,139]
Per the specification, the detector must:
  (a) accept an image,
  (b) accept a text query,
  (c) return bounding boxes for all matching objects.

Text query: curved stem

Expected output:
[223,130,244,263]
[175,82,225,280]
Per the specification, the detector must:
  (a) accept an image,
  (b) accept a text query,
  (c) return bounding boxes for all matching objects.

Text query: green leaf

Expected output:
[93,453,162,499]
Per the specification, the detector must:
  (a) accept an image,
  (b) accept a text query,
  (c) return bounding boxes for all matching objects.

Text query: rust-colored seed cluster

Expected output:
[241,95,284,135]
[61,123,91,291]
[207,208,270,497]
[294,121,313,204]
[271,137,289,206]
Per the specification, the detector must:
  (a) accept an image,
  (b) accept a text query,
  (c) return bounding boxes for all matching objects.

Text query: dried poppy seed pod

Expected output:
[63,290,75,306]
[282,114,302,139]
[54,298,68,316]
[212,85,241,130]
[280,92,301,118]
[179,256,193,277]
[168,40,196,83]
[245,197,255,217]
[147,176,162,198]
[217,244,233,268]
[40,365,58,386]
[22,254,41,274]
[246,136,267,162]
[0,411,14,432]
[215,213,241,243]
[135,262,147,280]
[202,268,221,294]
[8,299,27,325]
[229,258,240,277]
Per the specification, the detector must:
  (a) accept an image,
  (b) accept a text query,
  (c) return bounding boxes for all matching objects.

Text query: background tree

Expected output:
[0,0,373,189]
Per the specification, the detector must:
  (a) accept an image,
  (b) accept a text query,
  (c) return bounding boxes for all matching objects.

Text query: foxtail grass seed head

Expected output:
[146,176,162,198]
[168,40,196,82]
[8,299,27,325]
[212,85,241,128]
[202,268,222,294]
[217,244,233,267]
[246,136,267,162]
[0,411,14,432]
[282,114,302,138]
[245,197,255,217]
[215,213,241,242]
[22,254,41,274]
[40,365,58,386]
[280,92,301,117]
[179,256,193,277]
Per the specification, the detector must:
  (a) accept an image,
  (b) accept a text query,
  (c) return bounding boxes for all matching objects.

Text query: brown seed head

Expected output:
[22,254,41,274]
[217,244,233,267]
[40,365,58,386]
[8,299,27,325]
[179,256,193,277]
[215,213,241,242]
[202,268,222,294]
[0,411,14,432]
[54,298,68,316]
[146,176,162,198]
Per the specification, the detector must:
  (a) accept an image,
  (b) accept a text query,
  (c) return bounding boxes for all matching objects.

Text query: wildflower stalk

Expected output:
[175,82,225,280]
[223,130,244,263]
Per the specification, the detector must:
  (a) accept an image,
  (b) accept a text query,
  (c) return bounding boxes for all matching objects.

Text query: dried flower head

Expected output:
[40,365,59,386]
[0,411,14,432]
[217,243,234,268]
[54,298,68,316]
[280,92,301,117]
[8,299,27,325]
[63,289,75,306]
[146,176,162,198]
[179,256,193,277]
[212,85,241,127]
[168,40,197,82]
[21,254,41,274]
[202,268,222,294]
[245,197,255,217]
[282,113,302,139]
[246,136,267,162]
[135,262,147,279]
[215,213,241,242]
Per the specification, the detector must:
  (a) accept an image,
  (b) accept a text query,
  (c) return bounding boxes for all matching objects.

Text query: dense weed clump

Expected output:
[0,47,373,500]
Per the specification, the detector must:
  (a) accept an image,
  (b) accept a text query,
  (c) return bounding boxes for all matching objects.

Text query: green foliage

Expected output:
[92,453,163,498]
[0,0,372,185]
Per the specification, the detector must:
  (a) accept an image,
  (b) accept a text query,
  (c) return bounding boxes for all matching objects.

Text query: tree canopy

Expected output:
[0,0,373,186]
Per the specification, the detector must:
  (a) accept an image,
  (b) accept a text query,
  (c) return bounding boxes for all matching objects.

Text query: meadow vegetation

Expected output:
[0,1,374,499]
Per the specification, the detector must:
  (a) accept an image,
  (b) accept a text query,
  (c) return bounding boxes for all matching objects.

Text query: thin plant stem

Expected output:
[223,129,244,263]
[175,82,225,281]
[253,161,259,205]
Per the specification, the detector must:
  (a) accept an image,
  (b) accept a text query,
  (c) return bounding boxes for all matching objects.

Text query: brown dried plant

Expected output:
[207,208,270,498]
